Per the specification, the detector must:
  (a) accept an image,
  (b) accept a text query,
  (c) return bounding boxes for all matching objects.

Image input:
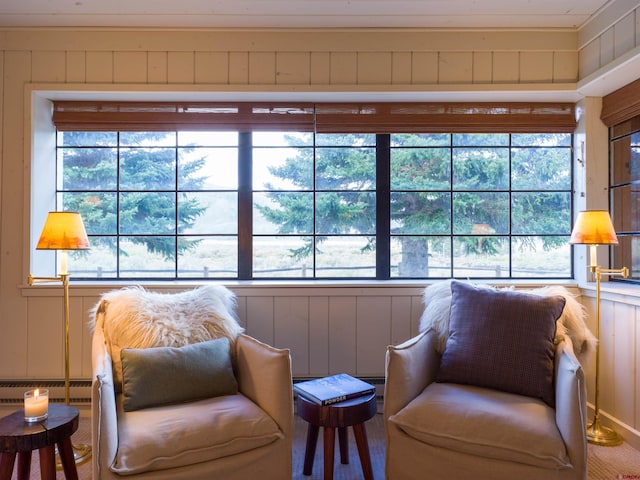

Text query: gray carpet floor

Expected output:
[6,410,640,479]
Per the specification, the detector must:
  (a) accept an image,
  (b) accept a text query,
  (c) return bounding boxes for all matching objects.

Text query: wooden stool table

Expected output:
[297,392,377,480]
[0,404,80,480]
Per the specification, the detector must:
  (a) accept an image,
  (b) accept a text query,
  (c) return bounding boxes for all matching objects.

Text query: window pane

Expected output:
[453,236,509,277]
[453,192,509,235]
[391,192,451,234]
[453,148,509,190]
[512,147,571,190]
[253,236,313,278]
[315,236,376,278]
[316,133,376,147]
[178,131,238,147]
[179,192,237,234]
[177,236,237,278]
[612,132,640,185]
[120,147,176,190]
[453,133,509,146]
[253,131,313,147]
[316,192,376,234]
[391,148,450,190]
[60,192,117,235]
[612,235,638,279]
[119,237,175,278]
[67,245,117,279]
[511,236,571,278]
[315,147,376,190]
[119,192,175,234]
[512,192,571,234]
[612,185,640,232]
[59,147,117,190]
[253,192,313,235]
[57,131,117,147]
[391,133,450,147]
[253,147,313,190]
[178,147,238,190]
[120,131,176,146]
[511,133,572,147]
[391,236,451,278]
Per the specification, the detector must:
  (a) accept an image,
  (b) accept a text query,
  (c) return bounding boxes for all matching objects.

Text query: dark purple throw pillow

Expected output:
[436,281,565,407]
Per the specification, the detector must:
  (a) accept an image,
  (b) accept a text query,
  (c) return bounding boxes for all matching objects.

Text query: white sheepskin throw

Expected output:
[418,280,597,365]
[90,285,244,392]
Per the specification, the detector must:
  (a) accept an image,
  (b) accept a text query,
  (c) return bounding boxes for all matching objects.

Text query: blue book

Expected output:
[294,373,375,406]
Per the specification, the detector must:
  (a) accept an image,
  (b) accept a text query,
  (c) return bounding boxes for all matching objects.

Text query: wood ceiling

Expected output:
[0,0,614,29]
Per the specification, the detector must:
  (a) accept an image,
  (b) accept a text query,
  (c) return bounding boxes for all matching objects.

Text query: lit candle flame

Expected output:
[34,388,40,398]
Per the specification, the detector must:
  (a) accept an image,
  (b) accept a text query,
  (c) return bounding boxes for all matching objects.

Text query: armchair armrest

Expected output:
[234,334,293,440]
[384,329,441,420]
[554,338,588,476]
[91,326,119,480]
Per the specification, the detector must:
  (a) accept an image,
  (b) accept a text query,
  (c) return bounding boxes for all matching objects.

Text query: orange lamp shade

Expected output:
[569,210,618,246]
[36,212,91,251]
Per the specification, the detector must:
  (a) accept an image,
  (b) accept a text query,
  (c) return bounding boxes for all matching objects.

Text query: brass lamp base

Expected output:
[586,417,622,446]
[56,443,92,469]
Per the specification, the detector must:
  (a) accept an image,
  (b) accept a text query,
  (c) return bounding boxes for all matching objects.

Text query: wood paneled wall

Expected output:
[1,0,640,448]
[0,28,579,87]
[579,1,640,79]
[1,26,581,383]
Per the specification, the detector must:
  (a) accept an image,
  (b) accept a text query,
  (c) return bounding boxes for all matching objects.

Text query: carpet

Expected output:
[8,411,640,479]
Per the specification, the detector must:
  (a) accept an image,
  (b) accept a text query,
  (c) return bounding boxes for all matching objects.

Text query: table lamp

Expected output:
[569,209,628,446]
[28,211,92,465]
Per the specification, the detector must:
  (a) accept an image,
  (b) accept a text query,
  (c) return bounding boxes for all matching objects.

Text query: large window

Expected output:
[56,127,573,280]
[602,78,640,283]
[610,117,640,281]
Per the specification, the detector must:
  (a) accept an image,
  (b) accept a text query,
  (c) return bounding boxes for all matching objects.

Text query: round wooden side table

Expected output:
[297,392,377,480]
[0,403,80,480]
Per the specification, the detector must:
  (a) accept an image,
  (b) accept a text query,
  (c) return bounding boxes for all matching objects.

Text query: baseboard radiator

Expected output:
[0,380,92,405]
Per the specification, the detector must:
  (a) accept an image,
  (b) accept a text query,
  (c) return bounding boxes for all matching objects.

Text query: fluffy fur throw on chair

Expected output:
[90,285,244,391]
[419,280,597,365]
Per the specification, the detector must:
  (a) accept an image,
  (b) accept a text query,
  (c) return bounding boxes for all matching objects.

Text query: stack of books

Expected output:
[294,373,376,406]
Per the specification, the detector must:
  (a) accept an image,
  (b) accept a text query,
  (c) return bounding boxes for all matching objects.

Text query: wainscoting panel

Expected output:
[308,296,330,376]
[579,284,640,449]
[14,282,640,447]
[274,296,313,374]
[613,301,636,428]
[356,296,393,377]
[328,296,358,376]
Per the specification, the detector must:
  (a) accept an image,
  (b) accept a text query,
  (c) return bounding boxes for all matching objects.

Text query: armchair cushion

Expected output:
[112,393,283,475]
[436,281,564,406]
[388,382,571,470]
[121,338,238,411]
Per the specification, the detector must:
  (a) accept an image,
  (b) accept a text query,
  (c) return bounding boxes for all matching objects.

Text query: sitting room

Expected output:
[2,0,640,479]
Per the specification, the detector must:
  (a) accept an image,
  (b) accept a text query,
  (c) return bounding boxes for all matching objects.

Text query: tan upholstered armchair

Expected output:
[90,286,293,480]
[384,281,588,480]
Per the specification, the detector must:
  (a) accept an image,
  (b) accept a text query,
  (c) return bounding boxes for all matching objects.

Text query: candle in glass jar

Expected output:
[24,388,49,422]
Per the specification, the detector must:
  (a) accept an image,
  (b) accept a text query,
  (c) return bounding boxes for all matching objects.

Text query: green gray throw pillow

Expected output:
[121,337,238,411]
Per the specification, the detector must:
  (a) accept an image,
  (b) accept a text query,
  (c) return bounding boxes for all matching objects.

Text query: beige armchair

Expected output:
[384,282,588,480]
[384,280,587,480]
[90,286,293,480]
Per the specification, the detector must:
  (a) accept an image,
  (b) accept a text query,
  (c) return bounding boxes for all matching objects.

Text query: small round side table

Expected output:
[297,392,377,480]
[0,403,80,480]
